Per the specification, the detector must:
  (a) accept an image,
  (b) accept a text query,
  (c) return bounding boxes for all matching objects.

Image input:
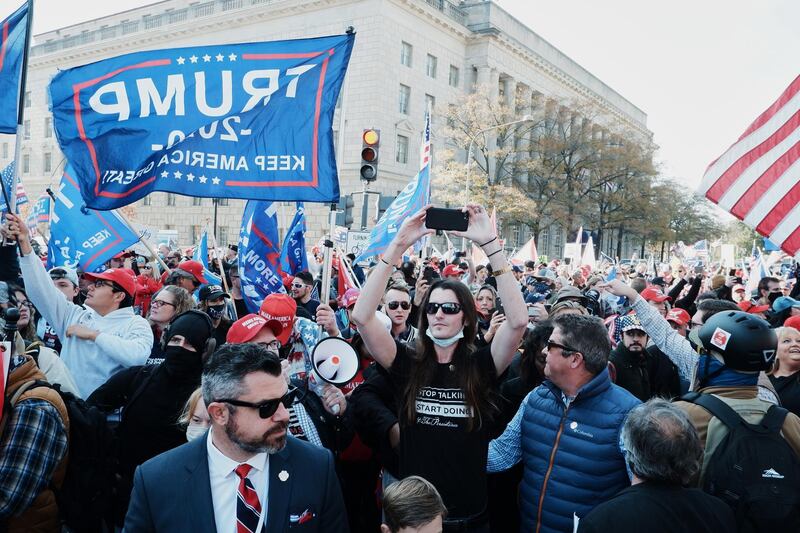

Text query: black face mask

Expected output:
[768,291,782,305]
[207,304,226,320]
[162,345,202,378]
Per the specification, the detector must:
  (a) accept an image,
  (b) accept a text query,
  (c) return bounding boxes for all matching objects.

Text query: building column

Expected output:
[516,84,533,190]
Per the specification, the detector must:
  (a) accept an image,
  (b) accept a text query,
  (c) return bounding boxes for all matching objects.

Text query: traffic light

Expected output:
[360,129,380,182]
[336,195,354,228]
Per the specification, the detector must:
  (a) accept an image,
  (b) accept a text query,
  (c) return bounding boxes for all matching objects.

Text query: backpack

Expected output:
[10,380,117,533]
[681,392,800,532]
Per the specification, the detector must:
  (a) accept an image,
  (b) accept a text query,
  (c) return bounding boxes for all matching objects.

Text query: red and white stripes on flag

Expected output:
[699,75,800,254]
[419,106,431,169]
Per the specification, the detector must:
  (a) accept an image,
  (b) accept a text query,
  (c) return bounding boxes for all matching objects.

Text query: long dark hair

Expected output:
[405,279,496,430]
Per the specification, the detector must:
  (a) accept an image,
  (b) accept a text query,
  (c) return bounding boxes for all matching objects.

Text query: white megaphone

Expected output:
[308,336,359,414]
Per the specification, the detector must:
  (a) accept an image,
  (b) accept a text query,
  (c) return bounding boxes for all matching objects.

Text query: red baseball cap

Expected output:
[783,315,800,330]
[226,313,284,344]
[259,293,296,345]
[85,268,137,297]
[641,286,671,303]
[176,260,208,284]
[340,288,360,309]
[665,308,690,327]
[442,264,463,278]
[737,301,770,314]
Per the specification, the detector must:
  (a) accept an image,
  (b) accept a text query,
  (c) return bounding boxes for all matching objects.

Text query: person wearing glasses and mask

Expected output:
[89,310,217,526]
[124,342,348,533]
[352,204,528,532]
[5,213,154,398]
[383,281,417,344]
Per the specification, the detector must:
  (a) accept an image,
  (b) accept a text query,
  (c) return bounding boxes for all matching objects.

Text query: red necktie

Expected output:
[235,464,262,533]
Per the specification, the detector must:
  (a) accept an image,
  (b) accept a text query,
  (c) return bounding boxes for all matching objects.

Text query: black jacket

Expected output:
[349,364,399,477]
[290,377,355,456]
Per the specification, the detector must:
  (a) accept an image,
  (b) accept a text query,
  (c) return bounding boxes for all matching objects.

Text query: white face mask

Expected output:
[186,424,206,442]
[425,326,465,347]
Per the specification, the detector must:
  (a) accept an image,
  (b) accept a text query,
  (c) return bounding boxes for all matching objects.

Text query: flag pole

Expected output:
[334,244,362,289]
[207,224,232,297]
[320,204,336,304]
[111,205,171,274]
[10,0,34,216]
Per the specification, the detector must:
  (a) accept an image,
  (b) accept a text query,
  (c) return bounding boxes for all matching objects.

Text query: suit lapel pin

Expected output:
[278,470,289,482]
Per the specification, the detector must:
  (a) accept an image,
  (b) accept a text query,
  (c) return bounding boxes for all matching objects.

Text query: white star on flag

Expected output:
[190,55,198,63]
[203,54,211,62]
[199,175,208,184]
[176,56,185,65]
[174,171,182,179]
[216,53,224,62]
[187,173,195,181]
[161,171,169,178]
[228,53,237,61]
[212,177,221,185]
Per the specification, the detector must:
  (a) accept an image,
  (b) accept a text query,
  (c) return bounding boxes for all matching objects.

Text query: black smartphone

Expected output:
[495,299,505,315]
[694,265,704,274]
[425,208,469,231]
[422,266,440,283]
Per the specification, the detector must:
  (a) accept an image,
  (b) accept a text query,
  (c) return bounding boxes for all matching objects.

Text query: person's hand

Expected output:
[316,303,340,337]
[66,324,99,341]
[450,204,495,246]
[531,302,548,321]
[725,275,737,288]
[414,277,430,306]
[597,279,639,301]
[4,213,29,243]
[393,206,434,251]
[320,384,347,416]
[484,312,505,342]
[389,422,400,449]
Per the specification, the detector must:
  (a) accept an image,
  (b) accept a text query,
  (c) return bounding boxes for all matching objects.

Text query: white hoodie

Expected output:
[20,253,153,397]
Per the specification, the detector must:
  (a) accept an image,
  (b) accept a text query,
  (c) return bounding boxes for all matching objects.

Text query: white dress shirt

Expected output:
[207,427,270,533]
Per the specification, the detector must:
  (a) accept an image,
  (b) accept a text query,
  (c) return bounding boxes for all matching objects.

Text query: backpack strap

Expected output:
[680,392,747,430]
[760,404,789,433]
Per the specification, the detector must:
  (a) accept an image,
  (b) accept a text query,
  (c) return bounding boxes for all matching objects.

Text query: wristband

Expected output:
[479,236,498,247]
[487,249,502,258]
[380,256,391,266]
[491,265,512,277]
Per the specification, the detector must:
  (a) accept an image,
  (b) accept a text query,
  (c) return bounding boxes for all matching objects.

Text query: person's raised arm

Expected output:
[351,207,433,369]
[452,205,526,374]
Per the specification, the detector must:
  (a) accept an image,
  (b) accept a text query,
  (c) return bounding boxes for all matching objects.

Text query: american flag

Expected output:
[698,75,800,254]
[15,182,27,205]
[0,161,14,211]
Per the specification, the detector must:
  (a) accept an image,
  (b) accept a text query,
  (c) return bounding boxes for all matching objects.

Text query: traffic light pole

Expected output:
[360,181,370,230]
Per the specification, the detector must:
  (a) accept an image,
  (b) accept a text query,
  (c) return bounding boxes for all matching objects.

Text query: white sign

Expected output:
[345,231,371,258]
[334,225,348,246]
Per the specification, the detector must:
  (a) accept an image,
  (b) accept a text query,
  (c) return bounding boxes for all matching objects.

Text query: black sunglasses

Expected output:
[425,302,462,315]
[546,340,579,354]
[387,301,411,311]
[215,387,297,419]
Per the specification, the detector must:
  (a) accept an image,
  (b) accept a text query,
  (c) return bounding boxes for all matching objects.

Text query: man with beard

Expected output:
[124,343,348,532]
[609,314,652,401]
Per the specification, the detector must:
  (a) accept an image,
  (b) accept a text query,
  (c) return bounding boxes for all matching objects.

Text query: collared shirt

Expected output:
[206,427,270,533]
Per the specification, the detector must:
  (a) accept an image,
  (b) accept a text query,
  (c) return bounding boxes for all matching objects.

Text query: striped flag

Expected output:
[698,75,800,254]
[15,181,27,205]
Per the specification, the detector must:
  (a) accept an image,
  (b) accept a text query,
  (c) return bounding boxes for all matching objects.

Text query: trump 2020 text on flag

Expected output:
[698,75,800,255]
[0,2,28,134]
[48,33,355,210]
[48,165,141,273]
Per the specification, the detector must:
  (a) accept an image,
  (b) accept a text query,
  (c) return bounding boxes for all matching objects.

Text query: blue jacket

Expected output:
[520,370,640,533]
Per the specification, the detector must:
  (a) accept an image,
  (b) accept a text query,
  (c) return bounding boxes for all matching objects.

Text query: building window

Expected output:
[449,65,460,87]
[396,135,409,164]
[24,92,30,108]
[143,195,151,206]
[399,84,411,115]
[22,154,30,174]
[167,193,176,206]
[44,117,52,138]
[43,153,52,174]
[218,198,229,207]
[425,94,436,112]
[192,197,202,206]
[218,227,229,245]
[2,143,7,158]
[190,225,201,244]
[23,120,30,140]
[540,227,549,255]
[400,41,412,67]
[426,54,437,78]
[553,225,562,258]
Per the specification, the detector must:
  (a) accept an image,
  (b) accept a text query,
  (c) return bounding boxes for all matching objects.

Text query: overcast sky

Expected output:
[14,0,800,190]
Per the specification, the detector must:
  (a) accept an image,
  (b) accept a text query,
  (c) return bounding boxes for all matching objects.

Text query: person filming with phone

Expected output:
[351,204,527,532]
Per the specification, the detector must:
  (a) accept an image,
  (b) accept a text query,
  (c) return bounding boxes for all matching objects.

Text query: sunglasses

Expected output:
[142,265,153,270]
[215,387,297,419]
[387,301,411,311]
[425,302,462,315]
[546,340,579,354]
[291,283,306,289]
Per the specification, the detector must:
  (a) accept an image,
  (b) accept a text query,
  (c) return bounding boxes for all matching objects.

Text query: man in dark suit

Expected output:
[123,341,348,532]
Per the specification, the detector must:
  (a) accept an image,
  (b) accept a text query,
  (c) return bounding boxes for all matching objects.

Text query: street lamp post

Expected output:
[462,114,534,250]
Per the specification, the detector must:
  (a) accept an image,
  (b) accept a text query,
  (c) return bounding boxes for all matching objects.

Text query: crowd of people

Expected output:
[0,205,799,532]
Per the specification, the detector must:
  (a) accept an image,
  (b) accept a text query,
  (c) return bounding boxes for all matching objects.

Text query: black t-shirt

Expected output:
[299,298,320,319]
[389,341,498,519]
[770,372,800,417]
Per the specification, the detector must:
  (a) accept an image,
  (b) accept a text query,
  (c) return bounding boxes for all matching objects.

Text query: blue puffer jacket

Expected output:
[519,370,640,533]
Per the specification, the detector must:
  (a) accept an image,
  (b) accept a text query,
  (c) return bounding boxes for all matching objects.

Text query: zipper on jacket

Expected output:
[535,403,570,533]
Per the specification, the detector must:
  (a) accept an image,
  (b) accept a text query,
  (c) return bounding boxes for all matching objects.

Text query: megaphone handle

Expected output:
[332,404,340,415]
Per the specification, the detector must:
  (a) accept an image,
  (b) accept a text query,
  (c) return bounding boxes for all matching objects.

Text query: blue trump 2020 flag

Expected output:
[49,33,355,210]
[280,202,308,275]
[48,165,140,273]
[193,229,222,286]
[0,2,28,134]
[238,201,285,313]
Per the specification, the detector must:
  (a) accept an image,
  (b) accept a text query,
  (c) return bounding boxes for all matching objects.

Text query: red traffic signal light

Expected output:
[360,129,380,182]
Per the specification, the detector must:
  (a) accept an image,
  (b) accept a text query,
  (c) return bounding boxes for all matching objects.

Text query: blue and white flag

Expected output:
[356,110,431,262]
[47,165,140,273]
[0,162,14,212]
[280,202,308,275]
[193,229,222,286]
[238,201,285,313]
[0,2,28,134]
[48,33,355,210]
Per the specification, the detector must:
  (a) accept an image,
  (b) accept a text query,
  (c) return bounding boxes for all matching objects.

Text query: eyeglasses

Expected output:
[151,299,176,309]
[387,301,411,311]
[257,340,282,351]
[93,280,119,291]
[215,387,297,419]
[12,299,33,309]
[546,340,579,354]
[425,302,462,315]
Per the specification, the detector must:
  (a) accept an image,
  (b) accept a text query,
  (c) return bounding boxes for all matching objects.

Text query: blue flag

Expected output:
[0,162,14,212]
[48,33,355,210]
[280,202,308,275]
[192,229,222,286]
[47,165,140,273]
[0,3,27,134]
[238,201,285,313]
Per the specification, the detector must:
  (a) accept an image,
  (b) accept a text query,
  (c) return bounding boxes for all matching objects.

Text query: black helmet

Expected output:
[698,311,776,371]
